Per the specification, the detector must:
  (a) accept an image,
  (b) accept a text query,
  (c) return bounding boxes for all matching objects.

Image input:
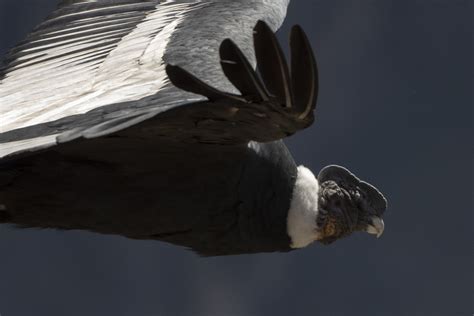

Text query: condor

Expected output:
[0,0,386,256]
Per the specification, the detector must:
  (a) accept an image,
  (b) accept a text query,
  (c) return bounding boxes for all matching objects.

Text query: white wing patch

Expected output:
[0,1,203,135]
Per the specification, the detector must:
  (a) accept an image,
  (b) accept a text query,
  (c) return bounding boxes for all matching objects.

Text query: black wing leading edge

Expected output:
[165,20,319,143]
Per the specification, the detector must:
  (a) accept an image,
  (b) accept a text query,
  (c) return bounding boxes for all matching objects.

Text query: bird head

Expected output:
[315,165,387,244]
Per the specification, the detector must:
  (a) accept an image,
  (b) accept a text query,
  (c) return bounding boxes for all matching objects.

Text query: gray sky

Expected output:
[0,1,472,315]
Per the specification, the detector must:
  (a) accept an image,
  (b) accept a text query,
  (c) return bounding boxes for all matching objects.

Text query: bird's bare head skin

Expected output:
[287,165,387,248]
[316,165,387,244]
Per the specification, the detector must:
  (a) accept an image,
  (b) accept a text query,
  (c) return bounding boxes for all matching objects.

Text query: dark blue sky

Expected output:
[0,1,472,315]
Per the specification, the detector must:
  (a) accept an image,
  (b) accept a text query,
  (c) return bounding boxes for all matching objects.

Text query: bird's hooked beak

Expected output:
[366,216,385,238]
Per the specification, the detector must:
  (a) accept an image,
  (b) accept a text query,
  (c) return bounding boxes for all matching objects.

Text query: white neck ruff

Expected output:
[287,165,321,248]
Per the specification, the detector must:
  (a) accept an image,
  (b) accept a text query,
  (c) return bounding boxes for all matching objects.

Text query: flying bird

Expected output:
[0,0,386,256]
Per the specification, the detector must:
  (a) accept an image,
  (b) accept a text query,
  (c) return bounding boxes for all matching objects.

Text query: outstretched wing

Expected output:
[0,0,291,159]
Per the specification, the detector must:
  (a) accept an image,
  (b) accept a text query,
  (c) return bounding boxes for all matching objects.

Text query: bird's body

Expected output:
[0,0,387,256]
[1,138,297,256]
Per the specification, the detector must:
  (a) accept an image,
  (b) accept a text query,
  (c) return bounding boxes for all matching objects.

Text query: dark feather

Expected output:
[166,64,244,102]
[290,25,319,119]
[219,39,269,101]
[253,20,293,107]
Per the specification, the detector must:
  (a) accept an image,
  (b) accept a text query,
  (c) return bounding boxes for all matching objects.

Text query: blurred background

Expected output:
[0,1,472,315]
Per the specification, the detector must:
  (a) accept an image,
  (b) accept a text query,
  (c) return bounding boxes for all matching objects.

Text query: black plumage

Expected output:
[0,137,296,256]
